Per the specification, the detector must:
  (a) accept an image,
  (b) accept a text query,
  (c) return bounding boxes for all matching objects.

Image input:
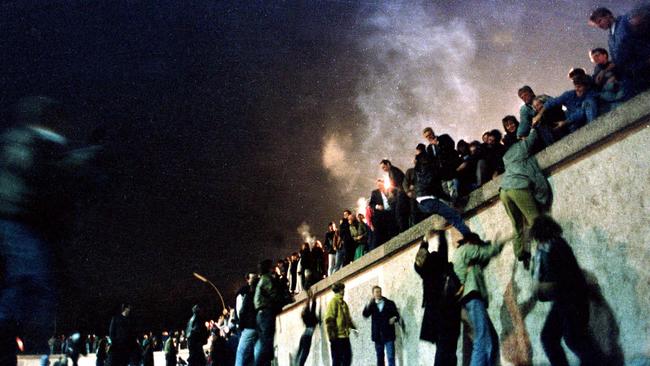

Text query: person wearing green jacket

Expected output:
[325,282,356,366]
[349,214,367,260]
[499,120,550,269]
[452,234,507,366]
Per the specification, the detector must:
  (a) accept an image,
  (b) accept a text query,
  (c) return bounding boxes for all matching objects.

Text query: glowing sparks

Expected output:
[356,197,368,217]
[383,173,392,190]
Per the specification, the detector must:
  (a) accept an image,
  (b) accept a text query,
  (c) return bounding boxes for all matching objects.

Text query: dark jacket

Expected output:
[362,297,400,343]
[186,313,208,349]
[388,166,405,191]
[109,314,138,358]
[414,153,445,199]
[237,281,258,329]
[302,298,319,328]
[414,237,460,343]
[0,126,87,241]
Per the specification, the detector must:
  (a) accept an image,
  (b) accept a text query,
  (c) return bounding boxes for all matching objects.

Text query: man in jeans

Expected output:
[362,286,400,366]
[413,145,477,242]
[235,272,259,366]
[452,234,507,366]
[253,259,283,366]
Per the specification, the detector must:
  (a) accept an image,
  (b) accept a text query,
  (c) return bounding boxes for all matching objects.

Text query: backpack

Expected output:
[441,263,463,304]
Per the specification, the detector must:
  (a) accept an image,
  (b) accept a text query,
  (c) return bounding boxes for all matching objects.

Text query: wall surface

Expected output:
[275,92,650,366]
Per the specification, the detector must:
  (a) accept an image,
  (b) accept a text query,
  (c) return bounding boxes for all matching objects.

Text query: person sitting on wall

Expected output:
[589,6,650,100]
[517,86,556,148]
[589,47,626,113]
[531,95,567,142]
[537,75,599,135]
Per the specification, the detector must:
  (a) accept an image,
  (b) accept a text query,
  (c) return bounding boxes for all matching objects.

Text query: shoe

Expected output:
[520,252,531,271]
[457,232,482,245]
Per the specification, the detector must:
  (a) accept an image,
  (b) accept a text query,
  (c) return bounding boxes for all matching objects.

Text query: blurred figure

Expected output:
[531,215,603,366]
[298,242,314,291]
[0,96,97,365]
[186,304,209,366]
[141,334,155,366]
[415,230,460,366]
[379,160,409,233]
[235,272,259,366]
[295,290,319,366]
[311,240,325,282]
[65,333,87,366]
[108,304,139,366]
[324,222,338,276]
[254,259,288,366]
[96,337,108,366]
[163,336,177,366]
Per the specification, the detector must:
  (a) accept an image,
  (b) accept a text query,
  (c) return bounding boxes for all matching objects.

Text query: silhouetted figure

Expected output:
[531,215,603,366]
[235,272,259,366]
[295,290,319,366]
[96,337,108,366]
[254,259,288,366]
[164,336,177,366]
[415,230,460,366]
[187,304,209,366]
[108,304,139,366]
[0,96,97,365]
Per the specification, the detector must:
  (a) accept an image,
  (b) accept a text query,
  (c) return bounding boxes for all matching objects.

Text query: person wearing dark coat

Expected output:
[108,304,139,366]
[362,286,400,366]
[186,304,209,366]
[414,230,460,366]
[338,210,355,266]
[380,160,410,233]
[368,181,398,247]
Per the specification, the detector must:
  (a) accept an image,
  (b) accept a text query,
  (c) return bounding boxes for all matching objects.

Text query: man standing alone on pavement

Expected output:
[362,286,400,366]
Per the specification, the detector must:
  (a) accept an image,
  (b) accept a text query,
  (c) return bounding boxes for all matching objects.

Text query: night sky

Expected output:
[0,0,639,334]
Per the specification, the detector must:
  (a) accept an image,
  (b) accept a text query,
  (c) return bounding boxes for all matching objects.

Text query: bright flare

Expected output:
[383,173,392,190]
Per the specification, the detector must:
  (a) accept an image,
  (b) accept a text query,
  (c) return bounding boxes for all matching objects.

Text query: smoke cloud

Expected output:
[297,222,316,246]
[322,3,481,206]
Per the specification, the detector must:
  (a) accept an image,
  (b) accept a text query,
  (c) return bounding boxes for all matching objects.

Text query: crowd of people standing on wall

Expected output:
[272,5,650,294]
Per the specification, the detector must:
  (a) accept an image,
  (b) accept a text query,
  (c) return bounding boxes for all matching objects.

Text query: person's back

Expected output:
[452,236,505,366]
[109,307,136,366]
[414,152,444,199]
[164,337,177,366]
[186,305,208,366]
[531,215,600,365]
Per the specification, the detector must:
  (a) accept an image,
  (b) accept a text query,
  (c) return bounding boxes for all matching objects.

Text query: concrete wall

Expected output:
[275,91,650,366]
